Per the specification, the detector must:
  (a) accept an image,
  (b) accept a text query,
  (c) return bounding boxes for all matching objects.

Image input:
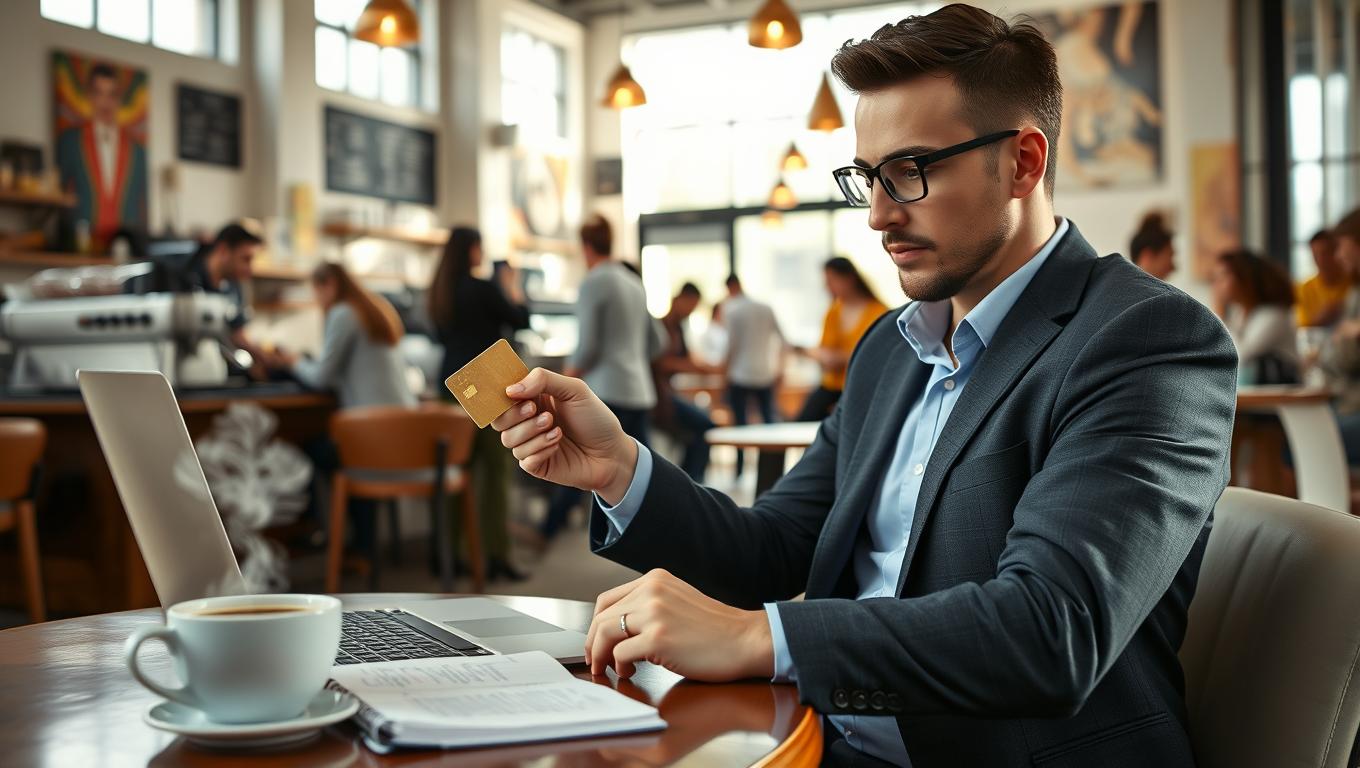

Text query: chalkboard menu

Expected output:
[324,106,436,206]
[177,84,241,167]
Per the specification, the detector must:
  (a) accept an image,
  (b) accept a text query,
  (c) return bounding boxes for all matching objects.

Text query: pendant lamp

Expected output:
[808,72,844,132]
[602,63,647,109]
[354,0,420,47]
[768,179,798,210]
[749,0,802,49]
[761,208,784,228]
[781,143,808,172]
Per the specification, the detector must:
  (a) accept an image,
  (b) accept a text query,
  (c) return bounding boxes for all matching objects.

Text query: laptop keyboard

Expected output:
[334,609,494,665]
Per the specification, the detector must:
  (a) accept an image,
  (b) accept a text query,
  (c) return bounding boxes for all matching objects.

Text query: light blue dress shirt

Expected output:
[599,219,1069,767]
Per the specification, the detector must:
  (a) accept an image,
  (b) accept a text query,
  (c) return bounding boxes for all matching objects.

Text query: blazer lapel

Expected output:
[896,225,1100,593]
[805,336,931,598]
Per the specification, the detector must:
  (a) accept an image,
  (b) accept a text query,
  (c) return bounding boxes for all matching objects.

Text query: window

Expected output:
[621,4,932,216]
[41,0,219,59]
[314,0,431,110]
[501,27,568,146]
[1284,0,1357,278]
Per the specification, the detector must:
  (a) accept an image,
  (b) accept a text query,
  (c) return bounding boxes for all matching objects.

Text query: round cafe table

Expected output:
[706,422,822,497]
[0,594,821,767]
[1235,386,1347,512]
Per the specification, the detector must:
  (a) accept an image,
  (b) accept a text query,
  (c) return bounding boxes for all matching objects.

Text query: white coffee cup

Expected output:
[124,593,341,724]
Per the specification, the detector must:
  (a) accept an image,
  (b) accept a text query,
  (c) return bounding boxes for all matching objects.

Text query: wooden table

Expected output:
[1234,386,1347,511]
[0,386,336,615]
[706,422,821,497]
[0,593,821,767]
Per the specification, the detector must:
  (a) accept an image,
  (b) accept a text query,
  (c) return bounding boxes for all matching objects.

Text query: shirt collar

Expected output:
[898,217,1069,364]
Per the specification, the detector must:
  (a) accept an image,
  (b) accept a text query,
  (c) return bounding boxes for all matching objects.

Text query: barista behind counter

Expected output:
[126,222,275,377]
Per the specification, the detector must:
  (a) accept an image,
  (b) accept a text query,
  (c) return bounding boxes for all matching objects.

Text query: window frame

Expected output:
[314,0,425,110]
[42,0,221,60]
[500,24,569,144]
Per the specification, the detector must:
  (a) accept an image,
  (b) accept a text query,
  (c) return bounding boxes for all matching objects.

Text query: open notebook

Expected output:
[327,651,666,750]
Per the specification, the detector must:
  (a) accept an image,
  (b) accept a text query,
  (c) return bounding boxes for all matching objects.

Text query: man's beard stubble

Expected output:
[888,210,1012,304]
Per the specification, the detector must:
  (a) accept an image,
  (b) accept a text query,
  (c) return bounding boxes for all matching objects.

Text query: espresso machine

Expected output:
[0,292,238,391]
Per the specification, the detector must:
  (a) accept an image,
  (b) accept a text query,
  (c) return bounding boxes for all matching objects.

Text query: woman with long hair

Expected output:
[1210,249,1299,385]
[429,226,530,582]
[285,262,414,563]
[290,262,413,407]
[796,256,888,420]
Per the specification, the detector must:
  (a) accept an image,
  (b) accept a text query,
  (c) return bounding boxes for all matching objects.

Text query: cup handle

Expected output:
[124,624,200,708]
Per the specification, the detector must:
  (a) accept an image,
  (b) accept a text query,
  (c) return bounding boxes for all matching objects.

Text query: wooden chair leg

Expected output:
[461,483,485,594]
[16,500,44,624]
[325,475,349,594]
[388,503,403,564]
[367,501,383,592]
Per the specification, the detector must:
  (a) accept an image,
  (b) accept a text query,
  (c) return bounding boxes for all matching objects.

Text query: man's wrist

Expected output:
[742,608,775,679]
[597,439,639,507]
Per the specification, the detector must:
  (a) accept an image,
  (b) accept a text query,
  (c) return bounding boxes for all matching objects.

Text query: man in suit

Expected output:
[494,5,1237,766]
[55,63,148,251]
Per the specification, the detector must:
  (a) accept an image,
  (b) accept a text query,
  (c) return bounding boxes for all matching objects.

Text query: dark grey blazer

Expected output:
[592,224,1238,767]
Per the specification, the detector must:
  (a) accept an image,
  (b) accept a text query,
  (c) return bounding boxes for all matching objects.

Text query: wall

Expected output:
[584,0,1235,306]
[0,0,585,352]
[0,1,255,237]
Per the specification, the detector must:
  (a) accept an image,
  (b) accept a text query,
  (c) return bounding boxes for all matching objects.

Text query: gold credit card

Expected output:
[445,339,531,429]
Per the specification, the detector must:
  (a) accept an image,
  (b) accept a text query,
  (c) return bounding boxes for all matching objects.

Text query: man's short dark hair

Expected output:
[1311,229,1335,245]
[678,282,702,299]
[88,63,118,88]
[579,213,612,256]
[211,223,264,251]
[725,274,741,288]
[830,3,1063,196]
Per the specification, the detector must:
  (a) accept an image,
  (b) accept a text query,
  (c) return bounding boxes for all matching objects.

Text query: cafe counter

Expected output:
[0,383,336,616]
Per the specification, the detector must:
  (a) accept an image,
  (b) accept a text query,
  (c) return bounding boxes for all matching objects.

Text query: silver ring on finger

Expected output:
[619,613,632,638]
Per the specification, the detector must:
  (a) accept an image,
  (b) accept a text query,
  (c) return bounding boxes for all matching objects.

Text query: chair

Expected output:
[1180,487,1360,768]
[326,404,482,594]
[0,419,46,623]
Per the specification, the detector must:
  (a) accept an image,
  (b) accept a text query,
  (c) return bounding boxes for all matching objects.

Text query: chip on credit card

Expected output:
[444,339,531,428]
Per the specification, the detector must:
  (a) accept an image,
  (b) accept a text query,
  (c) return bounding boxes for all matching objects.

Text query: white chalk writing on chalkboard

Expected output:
[324,106,436,206]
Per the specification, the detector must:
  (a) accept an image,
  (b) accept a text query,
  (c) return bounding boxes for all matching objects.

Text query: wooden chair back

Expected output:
[0,419,45,500]
[331,404,475,472]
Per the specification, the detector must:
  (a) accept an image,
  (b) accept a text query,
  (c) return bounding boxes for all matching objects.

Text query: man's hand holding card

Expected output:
[445,340,638,506]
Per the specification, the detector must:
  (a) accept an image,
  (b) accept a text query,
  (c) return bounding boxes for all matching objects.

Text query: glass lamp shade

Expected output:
[602,64,647,109]
[768,179,798,210]
[354,0,420,47]
[808,72,845,132]
[749,0,802,49]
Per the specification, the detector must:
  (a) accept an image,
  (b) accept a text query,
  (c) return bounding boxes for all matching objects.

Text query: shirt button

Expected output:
[913,463,924,476]
[943,378,956,391]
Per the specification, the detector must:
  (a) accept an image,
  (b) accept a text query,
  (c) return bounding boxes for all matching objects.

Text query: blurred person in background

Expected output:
[722,275,787,477]
[284,262,414,554]
[654,283,718,482]
[1128,211,1175,281]
[1210,249,1298,385]
[1319,209,1360,466]
[428,226,531,582]
[1296,230,1347,328]
[539,214,664,544]
[796,257,889,420]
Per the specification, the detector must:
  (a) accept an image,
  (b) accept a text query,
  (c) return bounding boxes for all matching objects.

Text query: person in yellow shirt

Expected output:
[1297,230,1348,327]
[796,257,888,420]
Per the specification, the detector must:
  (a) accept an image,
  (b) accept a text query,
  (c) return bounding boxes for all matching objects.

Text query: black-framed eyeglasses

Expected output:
[832,129,1021,207]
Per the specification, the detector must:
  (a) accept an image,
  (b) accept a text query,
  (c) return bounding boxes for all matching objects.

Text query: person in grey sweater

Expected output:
[541,214,663,542]
[285,263,414,557]
[288,263,414,408]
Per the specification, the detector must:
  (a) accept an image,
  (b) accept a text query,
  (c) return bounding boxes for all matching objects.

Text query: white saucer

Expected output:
[144,689,359,749]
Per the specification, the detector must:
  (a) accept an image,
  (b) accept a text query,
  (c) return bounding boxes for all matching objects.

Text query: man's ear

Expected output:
[1009,127,1049,200]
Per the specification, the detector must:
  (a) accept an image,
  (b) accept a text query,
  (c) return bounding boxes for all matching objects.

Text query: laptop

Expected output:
[77,369,587,666]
